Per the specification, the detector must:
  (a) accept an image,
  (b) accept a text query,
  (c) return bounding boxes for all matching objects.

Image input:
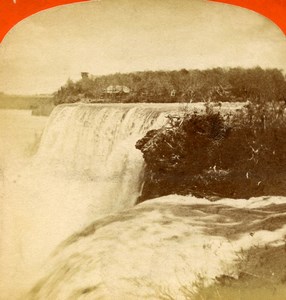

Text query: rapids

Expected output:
[26,195,286,300]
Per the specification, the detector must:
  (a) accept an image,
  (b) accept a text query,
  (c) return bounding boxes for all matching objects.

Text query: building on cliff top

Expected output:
[105,85,131,94]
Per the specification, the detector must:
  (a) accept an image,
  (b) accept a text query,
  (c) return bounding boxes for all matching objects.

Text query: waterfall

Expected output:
[1,103,183,299]
[35,103,173,213]
[3,103,286,300]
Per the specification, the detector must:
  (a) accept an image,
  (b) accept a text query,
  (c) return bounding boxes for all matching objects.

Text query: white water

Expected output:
[26,195,286,300]
[1,103,285,300]
[0,104,176,299]
[35,103,176,213]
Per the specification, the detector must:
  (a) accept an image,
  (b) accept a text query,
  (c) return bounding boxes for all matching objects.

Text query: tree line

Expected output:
[54,67,286,105]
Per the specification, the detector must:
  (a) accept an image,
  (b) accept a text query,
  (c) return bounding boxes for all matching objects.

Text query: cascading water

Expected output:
[0,103,179,300]
[3,102,286,300]
[35,103,174,213]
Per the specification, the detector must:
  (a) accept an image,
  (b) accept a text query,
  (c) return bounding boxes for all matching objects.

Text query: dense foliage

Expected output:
[136,101,286,202]
[54,67,286,104]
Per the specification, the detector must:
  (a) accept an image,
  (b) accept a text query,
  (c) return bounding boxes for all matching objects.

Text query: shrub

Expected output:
[136,101,286,202]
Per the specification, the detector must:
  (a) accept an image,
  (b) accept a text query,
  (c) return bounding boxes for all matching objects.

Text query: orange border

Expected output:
[210,0,286,35]
[0,0,89,42]
[0,0,285,42]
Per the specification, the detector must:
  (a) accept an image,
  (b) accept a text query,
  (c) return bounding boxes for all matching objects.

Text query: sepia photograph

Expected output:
[0,0,286,299]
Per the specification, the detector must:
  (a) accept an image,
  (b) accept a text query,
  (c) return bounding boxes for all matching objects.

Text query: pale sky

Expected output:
[0,0,285,95]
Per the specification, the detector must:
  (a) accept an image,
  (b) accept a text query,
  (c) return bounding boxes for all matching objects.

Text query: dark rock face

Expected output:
[136,108,286,203]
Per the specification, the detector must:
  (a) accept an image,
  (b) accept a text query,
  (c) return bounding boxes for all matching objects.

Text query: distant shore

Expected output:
[0,94,54,116]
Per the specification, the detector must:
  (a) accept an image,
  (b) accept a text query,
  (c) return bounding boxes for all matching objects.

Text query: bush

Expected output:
[136,101,286,202]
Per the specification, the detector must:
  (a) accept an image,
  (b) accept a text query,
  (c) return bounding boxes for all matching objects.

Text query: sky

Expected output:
[0,0,285,95]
